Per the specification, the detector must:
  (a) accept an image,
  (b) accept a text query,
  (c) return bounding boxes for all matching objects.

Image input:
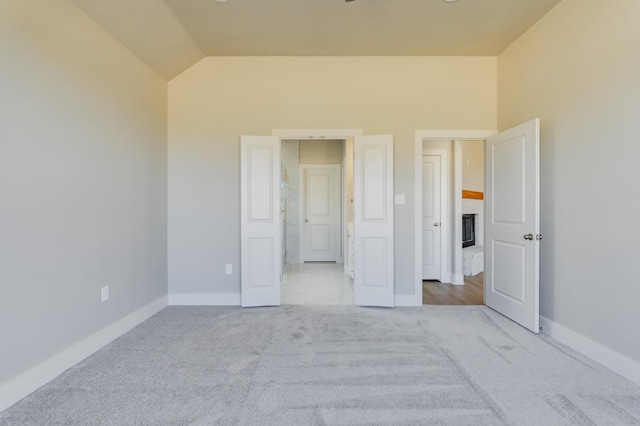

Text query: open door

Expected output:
[485,119,540,332]
[354,135,394,307]
[240,136,281,307]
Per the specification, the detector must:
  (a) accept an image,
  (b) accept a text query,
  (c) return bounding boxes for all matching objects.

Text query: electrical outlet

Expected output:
[225,264,232,275]
[101,285,110,302]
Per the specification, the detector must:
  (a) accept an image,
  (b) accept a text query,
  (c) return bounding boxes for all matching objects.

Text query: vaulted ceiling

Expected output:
[70,0,562,80]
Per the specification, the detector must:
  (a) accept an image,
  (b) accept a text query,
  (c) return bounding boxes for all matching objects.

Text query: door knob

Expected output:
[305,218,309,222]
[434,223,441,227]
[524,233,534,240]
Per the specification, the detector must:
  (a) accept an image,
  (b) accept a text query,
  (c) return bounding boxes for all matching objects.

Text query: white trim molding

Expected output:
[540,316,640,386]
[169,293,241,306]
[452,274,465,285]
[0,296,168,413]
[272,129,363,139]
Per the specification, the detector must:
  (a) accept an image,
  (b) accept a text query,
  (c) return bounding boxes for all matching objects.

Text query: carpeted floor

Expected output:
[2,305,640,425]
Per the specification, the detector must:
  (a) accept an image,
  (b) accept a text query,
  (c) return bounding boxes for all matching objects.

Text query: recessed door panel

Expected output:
[362,146,386,221]
[248,238,274,288]
[248,147,273,222]
[309,224,330,251]
[362,238,387,288]
[492,240,525,303]
[309,175,330,215]
[493,136,526,224]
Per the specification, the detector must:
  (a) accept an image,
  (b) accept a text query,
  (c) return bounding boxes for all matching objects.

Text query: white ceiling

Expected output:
[71,0,562,80]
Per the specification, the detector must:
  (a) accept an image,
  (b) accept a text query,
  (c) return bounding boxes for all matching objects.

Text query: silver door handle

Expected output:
[434,223,441,227]
[524,233,534,240]
[305,218,309,222]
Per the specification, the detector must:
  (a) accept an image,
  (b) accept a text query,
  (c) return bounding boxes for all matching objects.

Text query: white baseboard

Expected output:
[439,273,452,284]
[395,294,421,307]
[540,316,640,386]
[169,293,241,306]
[0,295,168,413]
[452,274,465,285]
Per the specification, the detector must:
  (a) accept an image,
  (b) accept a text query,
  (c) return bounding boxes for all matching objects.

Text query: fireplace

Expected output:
[462,214,476,248]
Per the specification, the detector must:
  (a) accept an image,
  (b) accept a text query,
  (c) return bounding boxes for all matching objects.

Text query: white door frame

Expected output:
[421,149,447,282]
[414,130,496,306]
[299,164,342,263]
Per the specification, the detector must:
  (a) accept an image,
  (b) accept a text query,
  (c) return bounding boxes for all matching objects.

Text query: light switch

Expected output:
[394,194,406,205]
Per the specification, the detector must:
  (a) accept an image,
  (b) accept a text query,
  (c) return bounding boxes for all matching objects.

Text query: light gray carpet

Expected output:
[2,305,640,425]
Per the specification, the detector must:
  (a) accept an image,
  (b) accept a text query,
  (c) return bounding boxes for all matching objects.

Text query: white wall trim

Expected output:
[169,293,241,306]
[540,316,640,387]
[0,296,168,413]
[272,129,362,139]
[453,141,463,281]
[395,294,421,307]
[452,274,465,285]
[414,130,496,307]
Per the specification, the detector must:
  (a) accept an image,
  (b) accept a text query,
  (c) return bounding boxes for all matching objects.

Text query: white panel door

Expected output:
[240,136,281,307]
[485,119,540,333]
[354,135,394,307]
[422,155,441,280]
[302,166,340,262]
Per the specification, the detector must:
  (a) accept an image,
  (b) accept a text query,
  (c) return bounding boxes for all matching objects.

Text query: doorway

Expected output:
[414,121,541,333]
[280,139,352,305]
[241,130,395,308]
[420,139,485,305]
[420,142,483,304]
[414,131,496,308]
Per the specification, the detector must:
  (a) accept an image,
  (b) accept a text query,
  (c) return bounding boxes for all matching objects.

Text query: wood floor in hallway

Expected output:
[422,273,484,305]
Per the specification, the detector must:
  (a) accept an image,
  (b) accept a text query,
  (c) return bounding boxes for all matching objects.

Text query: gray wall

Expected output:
[0,0,168,385]
[299,140,344,165]
[499,0,640,364]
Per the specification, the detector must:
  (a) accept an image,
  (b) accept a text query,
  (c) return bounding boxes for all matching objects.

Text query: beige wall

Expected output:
[168,56,497,298]
[299,140,343,165]
[0,0,168,387]
[499,0,640,364]
[461,140,484,193]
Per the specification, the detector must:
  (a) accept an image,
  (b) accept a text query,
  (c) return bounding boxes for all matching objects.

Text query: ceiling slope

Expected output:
[71,0,205,80]
[70,0,562,80]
